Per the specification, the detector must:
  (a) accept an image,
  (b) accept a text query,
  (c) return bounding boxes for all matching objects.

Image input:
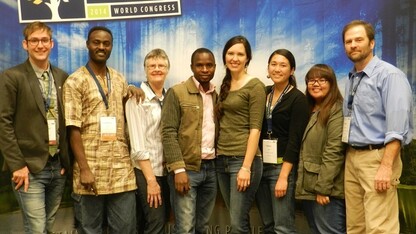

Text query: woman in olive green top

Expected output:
[295,64,346,234]
[215,35,266,234]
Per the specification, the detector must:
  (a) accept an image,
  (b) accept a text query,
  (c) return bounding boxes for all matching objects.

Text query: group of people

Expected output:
[0,19,412,234]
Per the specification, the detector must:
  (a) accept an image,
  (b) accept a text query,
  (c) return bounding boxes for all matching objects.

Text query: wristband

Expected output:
[240,166,251,173]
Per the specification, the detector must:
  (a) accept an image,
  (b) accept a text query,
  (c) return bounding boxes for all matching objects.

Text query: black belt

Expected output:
[49,153,60,161]
[350,144,384,150]
[201,159,215,163]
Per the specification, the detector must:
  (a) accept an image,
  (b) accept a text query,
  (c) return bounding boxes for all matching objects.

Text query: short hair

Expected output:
[342,20,375,43]
[191,48,215,65]
[143,48,170,69]
[87,26,113,42]
[23,21,52,40]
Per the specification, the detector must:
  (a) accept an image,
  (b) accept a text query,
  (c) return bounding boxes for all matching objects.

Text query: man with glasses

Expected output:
[0,21,71,233]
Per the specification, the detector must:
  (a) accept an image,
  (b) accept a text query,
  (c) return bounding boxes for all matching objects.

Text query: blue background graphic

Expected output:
[0,0,415,97]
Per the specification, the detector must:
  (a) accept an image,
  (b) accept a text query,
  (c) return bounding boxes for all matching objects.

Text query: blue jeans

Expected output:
[255,163,296,234]
[303,198,346,234]
[168,160,217,234]
[216,156,263,234]
[12,157,66,234]
[135,169,170,234]
[72,190,136,234]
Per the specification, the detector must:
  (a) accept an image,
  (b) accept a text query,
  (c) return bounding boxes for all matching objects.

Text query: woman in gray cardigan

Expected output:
[295,64,346,234]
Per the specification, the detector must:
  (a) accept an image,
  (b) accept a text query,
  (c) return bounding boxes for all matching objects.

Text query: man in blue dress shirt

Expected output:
[342,20,413,234]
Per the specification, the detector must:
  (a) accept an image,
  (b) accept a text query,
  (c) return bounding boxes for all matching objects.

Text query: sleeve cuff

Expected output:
[174,168,186,174]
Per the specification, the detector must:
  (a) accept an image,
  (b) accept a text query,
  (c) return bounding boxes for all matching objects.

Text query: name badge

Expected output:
[47,119,57,145]
[100,116,117,141]
[342,116,351,143]
[262,139,278,164]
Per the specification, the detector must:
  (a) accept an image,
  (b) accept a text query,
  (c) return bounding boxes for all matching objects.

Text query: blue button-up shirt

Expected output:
[343,55,413,146]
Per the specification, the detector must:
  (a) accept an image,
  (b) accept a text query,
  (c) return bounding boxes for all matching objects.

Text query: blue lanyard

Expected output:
[347,72,364,111]
[266,84,291,139]
[86,63,111,109]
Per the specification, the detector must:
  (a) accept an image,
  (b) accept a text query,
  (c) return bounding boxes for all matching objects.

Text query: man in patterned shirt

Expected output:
[63,26,140,234]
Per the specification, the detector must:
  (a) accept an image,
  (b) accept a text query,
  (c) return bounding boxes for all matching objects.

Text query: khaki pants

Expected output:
[344,147,402,234]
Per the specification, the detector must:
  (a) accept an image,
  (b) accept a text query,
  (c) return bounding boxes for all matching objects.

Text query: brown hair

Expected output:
[342,20,375,43]
[23,21,52,40]
[305,64,343,126]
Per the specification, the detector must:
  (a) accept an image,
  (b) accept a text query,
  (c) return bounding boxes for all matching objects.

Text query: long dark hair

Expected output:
[305,64,343,125]
[268,49,297,88]
[216,35,252,119]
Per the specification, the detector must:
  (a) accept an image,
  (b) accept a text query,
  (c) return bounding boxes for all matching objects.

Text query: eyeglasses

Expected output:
[27,38,51,46]
[307,78,328,85]
[147,64,167,70]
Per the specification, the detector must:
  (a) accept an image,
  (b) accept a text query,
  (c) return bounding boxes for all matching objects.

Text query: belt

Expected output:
[350,144,384,150]
[201,159,215,163]
[48,153,60,161]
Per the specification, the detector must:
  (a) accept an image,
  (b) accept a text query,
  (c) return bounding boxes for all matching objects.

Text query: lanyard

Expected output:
[86,63,111,109]
[266,83,291,139]
[144,81,165,107]
[347,72,364,111]
[41,71,53,112]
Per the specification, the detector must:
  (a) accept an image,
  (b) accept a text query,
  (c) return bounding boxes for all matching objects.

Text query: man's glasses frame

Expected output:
[26,37,52,46]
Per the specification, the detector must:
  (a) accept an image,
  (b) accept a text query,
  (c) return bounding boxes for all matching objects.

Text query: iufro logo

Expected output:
[19,0,86,22]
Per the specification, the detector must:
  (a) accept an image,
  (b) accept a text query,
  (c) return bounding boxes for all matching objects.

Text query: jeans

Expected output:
[72,190,136,234]
[303,198,346,234]
[12,157,66,234]
[135,169,170,234]
[168,159,217,234]
[216,156,263,234]
[255,163,296,234]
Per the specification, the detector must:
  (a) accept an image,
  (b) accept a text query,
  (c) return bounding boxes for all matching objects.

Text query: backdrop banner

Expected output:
[1,0,415,233]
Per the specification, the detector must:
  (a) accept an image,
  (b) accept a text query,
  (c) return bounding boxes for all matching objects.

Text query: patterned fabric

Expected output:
[38,70,58,156]
[63,66,136,195]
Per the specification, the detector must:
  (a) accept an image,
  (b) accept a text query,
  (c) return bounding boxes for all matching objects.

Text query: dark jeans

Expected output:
[255,163,297,234]
[135,169,170,234]
[72,190,136,234]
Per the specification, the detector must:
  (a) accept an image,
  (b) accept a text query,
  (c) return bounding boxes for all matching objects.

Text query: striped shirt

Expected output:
[125,82,166,176]
[63,66,136,195]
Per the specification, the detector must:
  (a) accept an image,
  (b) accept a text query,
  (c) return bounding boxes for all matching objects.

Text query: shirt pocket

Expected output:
[180,103,200,128]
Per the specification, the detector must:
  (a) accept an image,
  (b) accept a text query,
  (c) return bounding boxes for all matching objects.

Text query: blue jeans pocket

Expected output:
[71,192,82,203]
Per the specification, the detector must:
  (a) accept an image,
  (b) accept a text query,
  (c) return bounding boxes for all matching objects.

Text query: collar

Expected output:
[191,76,216,94]
[140,82,165,101]
[30,61,50,78]
[348,55,380,80]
